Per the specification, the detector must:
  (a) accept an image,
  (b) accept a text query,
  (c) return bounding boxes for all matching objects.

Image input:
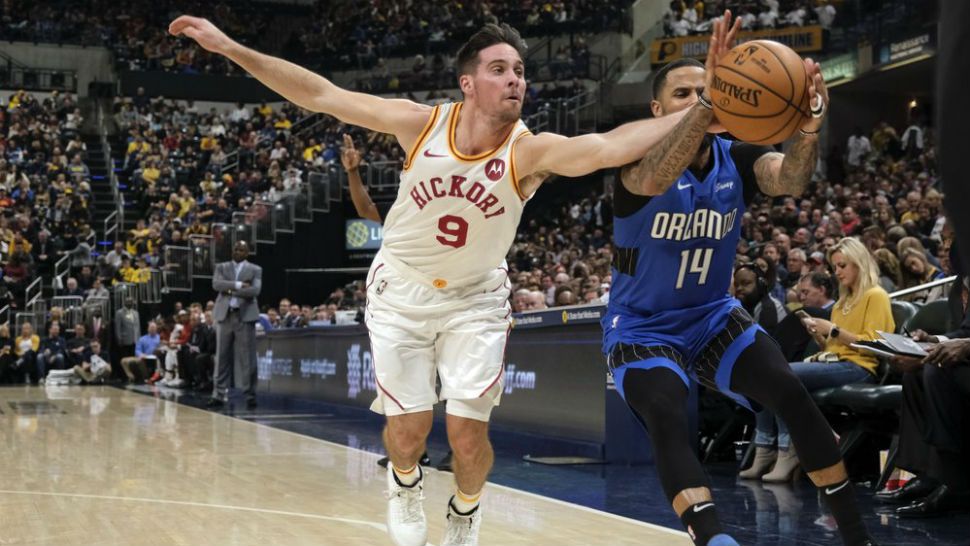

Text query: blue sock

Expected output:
[707,534,739,546]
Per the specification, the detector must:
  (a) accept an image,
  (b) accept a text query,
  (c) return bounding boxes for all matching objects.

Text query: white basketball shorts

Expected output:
[364,250,512,421]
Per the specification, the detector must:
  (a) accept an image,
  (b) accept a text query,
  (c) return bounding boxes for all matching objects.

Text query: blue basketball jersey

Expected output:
[609,136,745,316]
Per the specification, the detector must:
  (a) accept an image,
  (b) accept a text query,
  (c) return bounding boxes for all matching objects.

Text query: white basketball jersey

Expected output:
[380,102,531,285]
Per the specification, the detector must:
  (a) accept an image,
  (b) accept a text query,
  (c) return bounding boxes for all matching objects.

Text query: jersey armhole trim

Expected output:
[402,105,441,171]
[509,130,533,201]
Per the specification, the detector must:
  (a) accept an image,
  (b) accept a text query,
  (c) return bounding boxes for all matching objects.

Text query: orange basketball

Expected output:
[710,40,811,146]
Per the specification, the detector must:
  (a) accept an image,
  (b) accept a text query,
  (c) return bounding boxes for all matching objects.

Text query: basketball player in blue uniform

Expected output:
[603,14,877,546]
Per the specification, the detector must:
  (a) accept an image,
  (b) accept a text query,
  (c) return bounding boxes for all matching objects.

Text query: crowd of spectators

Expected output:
[0,90,99,308]
[663,0,837,37]
[1,0,628,75]
[354,37,593,94]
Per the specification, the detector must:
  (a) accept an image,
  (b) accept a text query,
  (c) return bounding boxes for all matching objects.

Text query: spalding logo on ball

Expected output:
[709,40,811,145]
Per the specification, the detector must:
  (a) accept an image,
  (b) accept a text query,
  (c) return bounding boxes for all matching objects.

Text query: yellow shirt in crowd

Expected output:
[200,136,218,151]
[141,166,160,184]
[824,286,895,374]
[15,334,39,356]
[303,144,322,162]
[127,141,150,155]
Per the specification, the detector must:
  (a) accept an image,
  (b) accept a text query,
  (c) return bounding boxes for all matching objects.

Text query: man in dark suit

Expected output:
[207,241,262,409]
[85,307,109,349]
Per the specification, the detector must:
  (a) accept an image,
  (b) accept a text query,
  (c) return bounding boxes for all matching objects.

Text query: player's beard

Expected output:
[498,101,521,124]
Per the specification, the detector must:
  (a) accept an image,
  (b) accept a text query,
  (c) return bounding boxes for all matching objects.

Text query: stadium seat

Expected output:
[903,298,952,335]
[811,358,902,488]
[891,300,920,334]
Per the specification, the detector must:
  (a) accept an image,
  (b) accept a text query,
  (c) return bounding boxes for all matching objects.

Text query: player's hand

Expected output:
[703,11,741,134]
[922,338,970,368]
[909,329,938,343]
[799,58,828,134]
[340,134,361,171]
[169,16,235,56]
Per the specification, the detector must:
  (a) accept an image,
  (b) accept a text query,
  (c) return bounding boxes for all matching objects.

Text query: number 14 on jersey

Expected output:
[676,248,713,289]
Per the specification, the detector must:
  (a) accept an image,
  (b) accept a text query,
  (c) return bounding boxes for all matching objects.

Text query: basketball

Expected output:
[710,40,811,145]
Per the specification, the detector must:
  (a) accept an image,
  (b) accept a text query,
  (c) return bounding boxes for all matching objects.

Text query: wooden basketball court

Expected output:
[0,386,689,545]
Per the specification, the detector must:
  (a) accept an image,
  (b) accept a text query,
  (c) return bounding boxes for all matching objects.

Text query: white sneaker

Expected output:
[385,465,427,546]
[441,497,482,546]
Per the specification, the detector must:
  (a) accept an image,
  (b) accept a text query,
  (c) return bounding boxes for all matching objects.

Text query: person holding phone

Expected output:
[741,238,894,482]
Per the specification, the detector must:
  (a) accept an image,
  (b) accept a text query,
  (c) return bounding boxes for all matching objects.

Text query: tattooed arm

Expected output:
[621,102,713,195]
[753,132,819,197]
[756,55,830,197]
[622,12,741,196]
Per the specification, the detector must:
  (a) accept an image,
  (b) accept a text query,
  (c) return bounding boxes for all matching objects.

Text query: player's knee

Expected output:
[447,420,490,461]
[386,420,429,455]
[758,368,813,418]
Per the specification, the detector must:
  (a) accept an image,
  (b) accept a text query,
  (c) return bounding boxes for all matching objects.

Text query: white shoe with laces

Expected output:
[441,497,482,546]
[385,464,427,546]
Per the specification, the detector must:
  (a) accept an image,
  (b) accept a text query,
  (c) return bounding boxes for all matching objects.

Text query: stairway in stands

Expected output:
[81,132,120,255]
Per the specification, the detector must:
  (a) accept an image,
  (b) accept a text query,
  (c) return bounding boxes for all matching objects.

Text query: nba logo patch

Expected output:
[485,158,505,181]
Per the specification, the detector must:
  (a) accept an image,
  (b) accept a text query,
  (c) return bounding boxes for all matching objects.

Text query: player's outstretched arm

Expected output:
[169,16,430,149]
[514,108,691,190]
[754,58,829,197]
[622,13,740,196]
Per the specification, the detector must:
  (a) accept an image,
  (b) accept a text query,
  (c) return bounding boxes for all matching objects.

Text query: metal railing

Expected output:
[0,304,9,326]
[50,296,84,329]
[189,235,214,278]
[103,210,119,245]
[231,212,256,252]
[97,102,124,246]
[0,62,77,93]
[140,269,163,304]
[162,246,192,292]
[53,254,71,296]
[24,277,42,307]
[889,275,957,302]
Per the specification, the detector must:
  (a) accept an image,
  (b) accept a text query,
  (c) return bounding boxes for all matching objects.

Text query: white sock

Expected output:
[392,464,420,487]
[452,489,481,514]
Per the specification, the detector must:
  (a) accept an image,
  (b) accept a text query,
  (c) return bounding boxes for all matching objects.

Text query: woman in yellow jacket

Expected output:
[14,322,41,384]
[743,237,895,482]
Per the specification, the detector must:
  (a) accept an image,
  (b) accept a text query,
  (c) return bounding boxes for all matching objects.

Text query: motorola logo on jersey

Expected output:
[408,174,507,219]
[650,207,738,242]
[484,158,506,181]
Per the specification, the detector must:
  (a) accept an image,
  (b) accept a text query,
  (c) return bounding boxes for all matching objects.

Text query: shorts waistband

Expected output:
[377,250,494,290]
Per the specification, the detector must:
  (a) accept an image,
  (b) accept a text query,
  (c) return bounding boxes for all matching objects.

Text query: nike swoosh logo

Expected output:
[423,150,448,158]
[825,481,849,495]
[677,181,691,190]
[692,503,714,513]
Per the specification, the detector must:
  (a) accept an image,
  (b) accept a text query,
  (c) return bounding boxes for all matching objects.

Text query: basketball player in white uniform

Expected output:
[171,15,713,546]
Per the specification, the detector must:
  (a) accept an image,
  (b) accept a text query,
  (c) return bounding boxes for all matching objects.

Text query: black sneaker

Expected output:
[377,452,431,468]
